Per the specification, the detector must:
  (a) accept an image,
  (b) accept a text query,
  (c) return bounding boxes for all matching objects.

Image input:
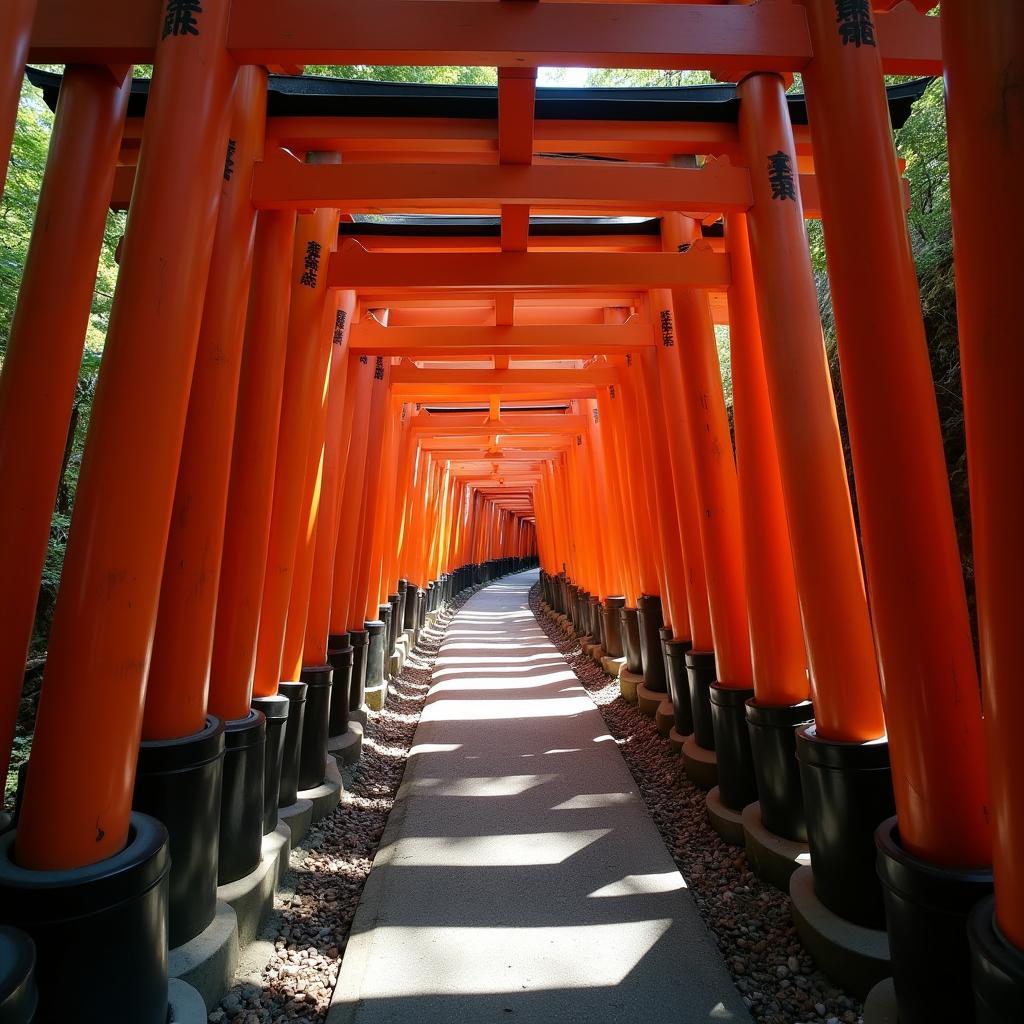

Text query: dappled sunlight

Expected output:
[384,828,612,867]
[352,921,676,999]
[404,774,557,798]
[552,792,634,811]
[420,694,593,721]
[588,872,688,898]
[429,670,577,694]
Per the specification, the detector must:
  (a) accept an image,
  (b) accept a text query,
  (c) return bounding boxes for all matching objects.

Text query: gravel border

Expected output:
[527,584,865,1024]
[210,592,472,1024]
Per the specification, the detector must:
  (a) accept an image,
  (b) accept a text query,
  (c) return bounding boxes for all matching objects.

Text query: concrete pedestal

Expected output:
[602,655,625,678]
[863,978,899,1024]
[217,822,291,948]
[278,798,313,845]
[706,786,745,846]
[636,683,662,717]
[741,802,810,892]
[168,979,208,1024]
[789,865,891,999]
[668,728,688,753]
[655,699,674,737]
[619,668,642,704]
[681,735,718,791]
[297,753,343,824]
[328,721,364,766]
[169,900,239,1011]
[365,676,388,711]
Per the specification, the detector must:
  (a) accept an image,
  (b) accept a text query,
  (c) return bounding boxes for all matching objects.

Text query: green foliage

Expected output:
[586,68,715,88]
[297,65,497,86]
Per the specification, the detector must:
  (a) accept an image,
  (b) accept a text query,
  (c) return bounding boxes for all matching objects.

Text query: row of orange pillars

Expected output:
[0,4,1021,1024]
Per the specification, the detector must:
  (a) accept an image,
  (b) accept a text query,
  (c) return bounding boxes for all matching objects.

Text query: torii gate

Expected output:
[0,3,1021,1024]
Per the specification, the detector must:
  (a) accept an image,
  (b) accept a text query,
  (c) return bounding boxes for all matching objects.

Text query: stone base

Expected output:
[327,721,364,766]
[619,668,643,704]
[217,821,291,948]
[387,652,402,678]
[863,978,898,1024]
[168,978,208,1024]
[636,683,663,717]
[668,728,688,753]
[297,753,343,824]
[789,865,891,999]
[590,646,605,666]
[706,786,745,847]
[602,655,625,678]
[169,900,239,1012]
[402,627,416,650]
[741,802,810,892]
[655,699,674,737]
[349,707,368,727]
[681,735,718,791]
[278,797,313,845]
[365,677,388,711]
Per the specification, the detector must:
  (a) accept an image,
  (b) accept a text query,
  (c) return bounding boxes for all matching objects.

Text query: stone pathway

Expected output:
[327,569,749,1023]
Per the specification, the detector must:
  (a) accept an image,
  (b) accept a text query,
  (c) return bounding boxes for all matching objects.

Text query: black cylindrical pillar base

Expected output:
[745,699,813,842]
[662,637,694,736]
[133,715,224,949]
[710,684,758,811]
[969,896,1024,1024]
[327,636,354,738]
[589,596,603,646]
[251,695,289,835]
[217,709,266,886]
[403,583,418,632]
[277,682,307,808]
[387,595,401,656]
[875,816,992,1024]
[297,664,332,791]
[685,651,717,750]
[397,579,409,636]
[602,596,625,659]
[349,629,368,712]
[365,619,386,693]
[0,926,37,1024]
[416,588,427,639]
[620,606,643,675]
[0,814,169,1024]
[796,724,894,928]
[637,594,666,692]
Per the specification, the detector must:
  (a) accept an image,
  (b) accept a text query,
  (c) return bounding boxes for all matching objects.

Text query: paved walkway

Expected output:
[328,570,748,1023]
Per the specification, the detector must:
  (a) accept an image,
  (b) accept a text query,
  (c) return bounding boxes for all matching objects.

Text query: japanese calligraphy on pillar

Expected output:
[660,309,675,347]
[163,0,203,39]
[374,356,385,381]
[223,139,237,182]
[299,241,322,288]
[359,355,369,365]
[333,309,348,345]
[592,408,599,424]
[835,0,876,48]
[767,151,797,201]
[609,385,616,400]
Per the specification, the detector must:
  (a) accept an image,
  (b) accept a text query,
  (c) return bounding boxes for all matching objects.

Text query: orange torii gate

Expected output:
[0,2,1020,1022]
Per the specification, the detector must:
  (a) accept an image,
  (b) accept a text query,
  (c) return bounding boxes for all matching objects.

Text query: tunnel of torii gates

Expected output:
[0,1,1021,1022]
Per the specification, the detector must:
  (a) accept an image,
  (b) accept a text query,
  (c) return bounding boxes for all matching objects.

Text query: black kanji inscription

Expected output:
[592,408,599,424]
[835,0,876,47]
[374,356,385,381]
[223,138,237,182]
[678,243,692,254]
[299,240,322,289]
[626,353,633,367]
[660,309,675,347]
[609,385,616,400]
[333,309,348,345]
[162,0,202,39]
[767,151,797,201]
[359,355,369,365]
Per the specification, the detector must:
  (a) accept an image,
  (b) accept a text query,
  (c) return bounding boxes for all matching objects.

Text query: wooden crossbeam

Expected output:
[330,241,731,291]
[350,322,654,357]
[410,413,585,435]
[29,0,943,75]
[250,160,753,215]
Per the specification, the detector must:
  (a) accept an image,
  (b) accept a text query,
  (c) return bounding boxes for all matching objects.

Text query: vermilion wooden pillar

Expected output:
[725,211,807,708]
[803,6,989,869]
[305,295,358,665]
[944,0,1024,949]
[15,1,237,870]
[208,210,297,720]
[0,65,131,792]
[0,0,36,196]
[252,205,340,698]
[144,66,268,739]
[737,70,884,745]
[279,289,346,683]
[663,215,752,691]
